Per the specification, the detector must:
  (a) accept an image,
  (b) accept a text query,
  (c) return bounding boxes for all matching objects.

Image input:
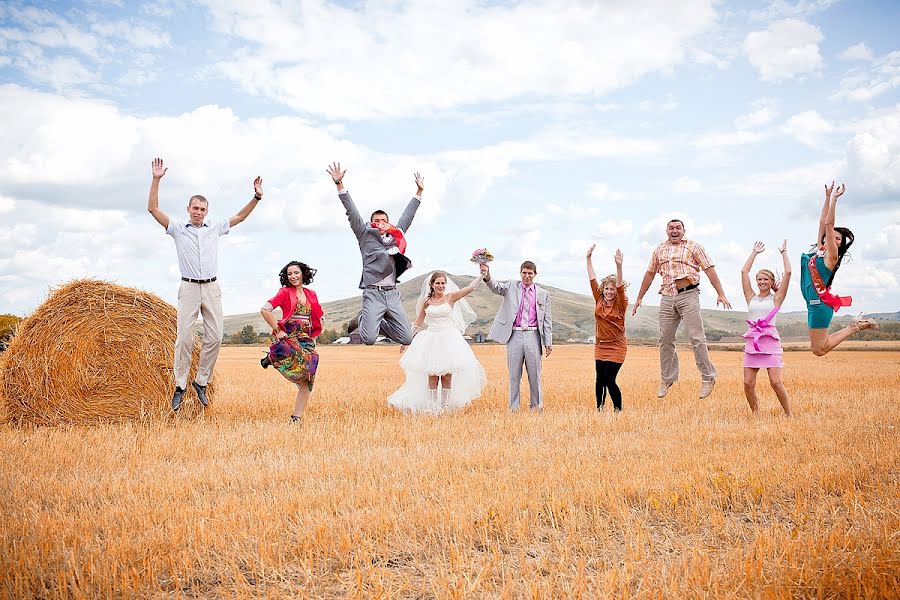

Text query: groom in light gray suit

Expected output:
[481,261,553,411]
[327,162,423,345]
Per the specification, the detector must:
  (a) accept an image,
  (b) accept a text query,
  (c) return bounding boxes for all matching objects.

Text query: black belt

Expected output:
[181,277,217,284]
[367,284,396,291]
[676,283,699,294]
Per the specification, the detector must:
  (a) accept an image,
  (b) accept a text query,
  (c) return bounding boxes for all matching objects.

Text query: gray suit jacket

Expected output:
[340,191,420,289]
[485,278,553,347]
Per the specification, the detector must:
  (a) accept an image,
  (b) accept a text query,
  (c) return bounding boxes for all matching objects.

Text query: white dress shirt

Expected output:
[166,218,230,279]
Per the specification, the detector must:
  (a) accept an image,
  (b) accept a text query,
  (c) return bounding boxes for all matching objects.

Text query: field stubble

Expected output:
[1,345,898,598]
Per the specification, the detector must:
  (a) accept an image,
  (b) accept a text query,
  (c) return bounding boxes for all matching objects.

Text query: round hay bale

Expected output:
[1,279,216,425]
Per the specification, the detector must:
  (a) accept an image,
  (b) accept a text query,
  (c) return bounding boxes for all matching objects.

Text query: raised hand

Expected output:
[253,176,263,198]
[586,244,595,259]
[825,180,834,200]
[414,172,424,193]
[779,239,787,254]
[752,241,765,254]
[614,249,623,265]
[327,162,346,184]
[832,183,846,201]
[151,157,167,179]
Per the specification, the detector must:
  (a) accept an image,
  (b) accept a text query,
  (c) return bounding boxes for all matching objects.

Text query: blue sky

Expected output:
[1,0,898,318]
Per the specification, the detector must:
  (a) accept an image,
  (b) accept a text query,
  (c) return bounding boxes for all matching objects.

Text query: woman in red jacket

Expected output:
[261,261,324,423]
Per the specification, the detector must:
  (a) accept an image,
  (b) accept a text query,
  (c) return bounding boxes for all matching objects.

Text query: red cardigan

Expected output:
[266,286,324,338]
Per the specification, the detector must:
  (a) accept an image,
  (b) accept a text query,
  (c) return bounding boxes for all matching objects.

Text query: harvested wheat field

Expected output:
[1,344,898,598]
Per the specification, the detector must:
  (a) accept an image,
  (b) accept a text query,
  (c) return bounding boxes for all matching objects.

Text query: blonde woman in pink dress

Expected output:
[740,240,792,416]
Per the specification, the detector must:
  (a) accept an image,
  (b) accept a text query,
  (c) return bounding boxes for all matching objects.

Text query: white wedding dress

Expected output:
[388,302,487,414]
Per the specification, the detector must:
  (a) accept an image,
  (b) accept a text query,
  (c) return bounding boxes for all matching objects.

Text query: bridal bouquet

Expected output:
[470,248,494,264]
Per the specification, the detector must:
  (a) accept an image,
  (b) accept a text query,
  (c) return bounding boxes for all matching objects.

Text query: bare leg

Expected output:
[766,368,791,417]
[808,320,872,356]
[292,382,312,418]
[428,375,439,390]
[743,367,760,414]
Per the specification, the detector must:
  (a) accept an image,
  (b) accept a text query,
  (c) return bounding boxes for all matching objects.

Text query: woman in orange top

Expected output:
[587,245,628,411]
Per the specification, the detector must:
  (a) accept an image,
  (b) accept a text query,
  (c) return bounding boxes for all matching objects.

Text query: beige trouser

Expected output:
[174,281,223,389]
[658,288,717,384]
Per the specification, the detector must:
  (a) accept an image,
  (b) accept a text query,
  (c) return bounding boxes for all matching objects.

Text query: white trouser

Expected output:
[174,281,223,389]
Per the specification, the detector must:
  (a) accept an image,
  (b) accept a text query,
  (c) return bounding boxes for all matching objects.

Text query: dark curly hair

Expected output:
[815,226,854,287]
[278,261,317,287]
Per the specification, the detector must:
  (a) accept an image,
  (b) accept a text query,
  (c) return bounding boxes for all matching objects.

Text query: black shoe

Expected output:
[171,386,185,411]
[260,355,272,369]
[290,415,301,424]
[347,310,361,334]
[192,381,209,407]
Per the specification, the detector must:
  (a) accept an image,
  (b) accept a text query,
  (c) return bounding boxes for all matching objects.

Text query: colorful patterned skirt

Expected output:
[267,314,318,390]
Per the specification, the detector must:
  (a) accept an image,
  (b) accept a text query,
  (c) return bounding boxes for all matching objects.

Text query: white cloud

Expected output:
[832,51,900,103]
[90,21,172,49]
[734,98,779,129]
[674,176,703,193]
[839,42,874,62]
[0,195,14,213]
[587,182,625,202]
[864,213,900,261]
[206,0,718,119]
[689,48,731,70]
[693,129,765,149]
[781,110,833,147]
[743,19,823,82]
[750,0,841,20]
[845,104,900,204]
[594,219,633,238]
[0,6,100,57]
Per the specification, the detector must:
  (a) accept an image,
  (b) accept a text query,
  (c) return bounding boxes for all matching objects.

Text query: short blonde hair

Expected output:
[600,274,629,290]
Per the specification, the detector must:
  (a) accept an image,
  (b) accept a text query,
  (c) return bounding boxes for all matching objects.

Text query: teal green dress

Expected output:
[800,251,834,329]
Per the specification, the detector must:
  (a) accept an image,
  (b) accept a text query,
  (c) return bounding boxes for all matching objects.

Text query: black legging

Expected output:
[595,360,623,411]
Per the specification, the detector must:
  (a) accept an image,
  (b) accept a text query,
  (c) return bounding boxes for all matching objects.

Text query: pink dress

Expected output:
[743,294,783,369]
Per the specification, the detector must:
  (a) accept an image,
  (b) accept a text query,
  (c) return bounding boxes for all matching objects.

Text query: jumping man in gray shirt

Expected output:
[327,162,423,346]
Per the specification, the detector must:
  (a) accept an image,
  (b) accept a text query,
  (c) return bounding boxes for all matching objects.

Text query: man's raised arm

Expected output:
[328,162,366,239]
[229,176,263,228]
[397,172,424,232]
[148,157,170,230]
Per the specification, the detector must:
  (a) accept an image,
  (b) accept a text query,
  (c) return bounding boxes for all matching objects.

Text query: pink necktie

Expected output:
[522,286,531,324]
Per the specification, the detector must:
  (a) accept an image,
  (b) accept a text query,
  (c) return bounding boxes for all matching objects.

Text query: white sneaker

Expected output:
[699,379,716,399]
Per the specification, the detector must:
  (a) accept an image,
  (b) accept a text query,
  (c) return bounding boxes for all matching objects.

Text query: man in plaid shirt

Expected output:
[633,219,732,399]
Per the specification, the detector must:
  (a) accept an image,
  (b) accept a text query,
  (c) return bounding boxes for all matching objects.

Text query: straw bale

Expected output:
[1,279,215,425]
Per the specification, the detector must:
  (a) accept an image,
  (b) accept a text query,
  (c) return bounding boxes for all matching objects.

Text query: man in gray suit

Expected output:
[327,162,423,345]
[481,261,553,411]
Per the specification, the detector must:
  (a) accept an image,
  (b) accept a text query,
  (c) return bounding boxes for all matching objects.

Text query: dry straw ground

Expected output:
[1,344,898,598]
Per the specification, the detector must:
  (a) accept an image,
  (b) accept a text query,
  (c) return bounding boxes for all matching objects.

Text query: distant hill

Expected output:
[869,311,900,321]
[222,274,899,341]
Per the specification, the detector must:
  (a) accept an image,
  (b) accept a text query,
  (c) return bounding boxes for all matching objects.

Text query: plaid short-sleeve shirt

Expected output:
[648,239,714,296]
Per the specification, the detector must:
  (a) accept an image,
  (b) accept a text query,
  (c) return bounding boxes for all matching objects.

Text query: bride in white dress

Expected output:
[388,272,487,414]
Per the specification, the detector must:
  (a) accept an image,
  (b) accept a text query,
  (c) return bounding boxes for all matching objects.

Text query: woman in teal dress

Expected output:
[801,182,878,355]
[260,261,324,422]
